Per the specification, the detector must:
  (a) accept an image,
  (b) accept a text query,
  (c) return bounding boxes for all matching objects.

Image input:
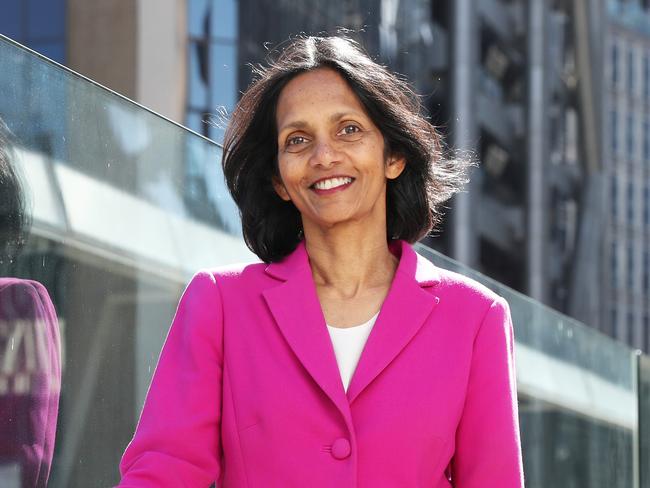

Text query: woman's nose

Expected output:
[309,140,340,167]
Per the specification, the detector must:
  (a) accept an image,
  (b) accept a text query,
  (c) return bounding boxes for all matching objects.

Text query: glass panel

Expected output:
[415,243,639,488]
[640,354,650,488]
[186,109,205,135]
[0,33,253,487]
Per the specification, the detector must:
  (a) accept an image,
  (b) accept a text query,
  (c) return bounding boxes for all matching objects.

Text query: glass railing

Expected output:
[0,33,646,488]
[416,244,640,488]
[0,33,255,488]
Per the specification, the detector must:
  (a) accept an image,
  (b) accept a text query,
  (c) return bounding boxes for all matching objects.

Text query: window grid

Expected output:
[612,41,619,87]
[644,52,650,102]
[628,47,635,95]
[628,311,635,345]
[611,109,619,155]
[626,113,635,159]
[644,118,650,162]
[612,241,618,289]
[186,0,238,143]
[643,184,650,228]
[627,180,634,223]
[611,175,618,219]
[627,246,634,289]
[642,251,650,295]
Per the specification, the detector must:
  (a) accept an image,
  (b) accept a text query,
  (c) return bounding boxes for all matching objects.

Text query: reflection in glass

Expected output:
[0,119,61,488]
[0,32,254,487]
[416,243,638,488]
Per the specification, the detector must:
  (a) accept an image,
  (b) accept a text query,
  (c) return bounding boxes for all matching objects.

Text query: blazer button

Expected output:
[331,438,351,460]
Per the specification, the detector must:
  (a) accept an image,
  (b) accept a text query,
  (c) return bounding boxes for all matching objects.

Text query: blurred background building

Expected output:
[0,1,648,487]
[3,0,648,354]
[606,0,650,360]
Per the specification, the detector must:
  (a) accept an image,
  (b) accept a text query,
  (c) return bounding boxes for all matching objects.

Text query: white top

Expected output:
[326,311,379,392]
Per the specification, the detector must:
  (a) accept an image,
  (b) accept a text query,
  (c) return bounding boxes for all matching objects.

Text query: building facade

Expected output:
[605,0,650,353]
[2,0,642,351]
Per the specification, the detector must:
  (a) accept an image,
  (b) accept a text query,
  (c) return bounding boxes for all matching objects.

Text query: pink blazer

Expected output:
[117,239,525,487]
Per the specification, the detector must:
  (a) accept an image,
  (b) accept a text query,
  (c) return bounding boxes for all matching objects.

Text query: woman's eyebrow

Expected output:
[278,111,364,134]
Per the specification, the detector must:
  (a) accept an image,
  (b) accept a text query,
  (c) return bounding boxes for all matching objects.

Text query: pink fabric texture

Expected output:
[0,278,61,488]
[117,239,525,487]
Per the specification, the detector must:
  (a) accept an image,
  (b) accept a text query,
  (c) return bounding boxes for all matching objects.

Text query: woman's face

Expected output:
[273,67,405,234]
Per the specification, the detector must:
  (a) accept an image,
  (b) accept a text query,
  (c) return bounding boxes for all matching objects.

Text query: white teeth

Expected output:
[313,177,353,190]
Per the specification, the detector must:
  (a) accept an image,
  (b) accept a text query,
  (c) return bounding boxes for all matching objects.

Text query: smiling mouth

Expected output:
[309,177,356,190]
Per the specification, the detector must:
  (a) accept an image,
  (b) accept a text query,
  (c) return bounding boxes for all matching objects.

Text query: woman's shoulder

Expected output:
[190,259,269,288]
[430,263,505,310]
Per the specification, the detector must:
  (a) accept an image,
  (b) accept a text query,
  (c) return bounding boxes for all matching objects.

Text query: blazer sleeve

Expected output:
[451,296,525,488]
[116,270,224,487]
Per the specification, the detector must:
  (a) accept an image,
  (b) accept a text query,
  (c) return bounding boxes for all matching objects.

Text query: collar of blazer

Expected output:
[264,238,442,287]
[262,239,442,420]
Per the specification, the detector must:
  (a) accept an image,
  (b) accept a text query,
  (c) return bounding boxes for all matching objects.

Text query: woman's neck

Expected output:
[304,230,399,299]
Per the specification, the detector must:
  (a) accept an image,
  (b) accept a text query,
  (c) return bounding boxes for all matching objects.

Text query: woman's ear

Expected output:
[385,154,406,180]
[272,175,291,201]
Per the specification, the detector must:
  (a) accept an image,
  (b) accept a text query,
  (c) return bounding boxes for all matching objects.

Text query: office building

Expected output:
[604,0,650,352]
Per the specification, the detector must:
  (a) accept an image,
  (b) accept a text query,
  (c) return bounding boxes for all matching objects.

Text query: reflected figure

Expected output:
[0,120,61,488]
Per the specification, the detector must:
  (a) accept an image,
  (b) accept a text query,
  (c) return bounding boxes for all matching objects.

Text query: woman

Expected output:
[117,35,525,487]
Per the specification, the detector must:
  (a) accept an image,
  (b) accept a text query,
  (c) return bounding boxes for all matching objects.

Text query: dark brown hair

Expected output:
[0,119,30,265]
[222,35,471,263]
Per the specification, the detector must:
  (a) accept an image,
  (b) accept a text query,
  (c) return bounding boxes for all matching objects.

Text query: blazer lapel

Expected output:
[263,239,442,414]
[263,241,352,422]
[346,240,441,404]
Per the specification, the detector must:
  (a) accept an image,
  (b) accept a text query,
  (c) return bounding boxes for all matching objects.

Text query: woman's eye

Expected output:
[287,136,306,146]
[340,125,361,136]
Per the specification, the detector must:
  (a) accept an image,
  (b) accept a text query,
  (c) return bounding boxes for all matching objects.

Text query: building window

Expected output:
[627,181,634,223]
[628,47,635,95]
[643,185,650,228]
[644,117,650,162]
[641,251,650,295]
[187,0,238,142]
[611,175,618,219]
[644,52,650,102]
[626,113,635,159]
[628,311,635,345]
[611,109,618,154]
[612,241,619,288]
[627,245,634,288]
[612,42,619,87]
[0,0,67,64]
